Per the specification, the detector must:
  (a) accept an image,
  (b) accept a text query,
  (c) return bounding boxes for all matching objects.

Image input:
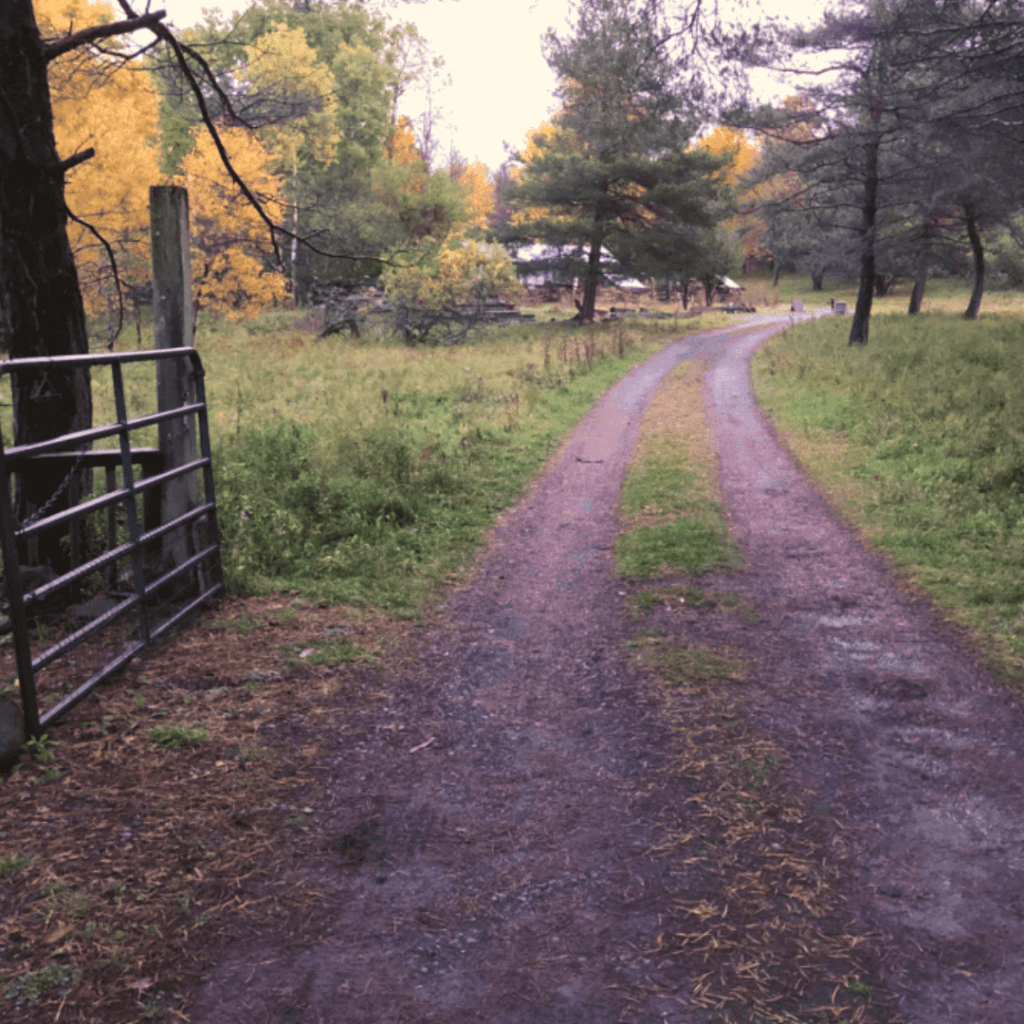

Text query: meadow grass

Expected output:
[70,311,732,614]
[615,359,741,577]
[751,308,1024,684]
[740,270,1024,319]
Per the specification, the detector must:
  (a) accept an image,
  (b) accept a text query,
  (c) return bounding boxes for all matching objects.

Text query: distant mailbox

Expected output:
[834,301,847,314]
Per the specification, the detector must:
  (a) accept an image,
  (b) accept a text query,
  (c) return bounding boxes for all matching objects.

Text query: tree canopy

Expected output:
[17,0,504,325]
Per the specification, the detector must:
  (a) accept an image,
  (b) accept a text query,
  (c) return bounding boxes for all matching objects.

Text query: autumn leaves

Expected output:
[36,0,505,328]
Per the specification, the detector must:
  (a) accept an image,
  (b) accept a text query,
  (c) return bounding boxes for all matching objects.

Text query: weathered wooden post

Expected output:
[150,185,199,574]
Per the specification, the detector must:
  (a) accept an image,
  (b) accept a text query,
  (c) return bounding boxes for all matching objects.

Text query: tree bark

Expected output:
[1,1,92,569]
[849,134,879,346]
[908,216,932,314]
[580,230,602,323]
[963,204,984,320]
[811,269,825,291]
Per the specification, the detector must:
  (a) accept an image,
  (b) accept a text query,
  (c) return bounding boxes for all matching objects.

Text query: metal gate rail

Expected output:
[0,348,223,737]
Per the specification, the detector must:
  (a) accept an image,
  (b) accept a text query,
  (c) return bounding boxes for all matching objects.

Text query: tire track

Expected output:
[704,320,1024,1023]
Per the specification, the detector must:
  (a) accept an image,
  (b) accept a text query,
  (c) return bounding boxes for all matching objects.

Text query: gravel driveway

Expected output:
[188,313,1024,1024]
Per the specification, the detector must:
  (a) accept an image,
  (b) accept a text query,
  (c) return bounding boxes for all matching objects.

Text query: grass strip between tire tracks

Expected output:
[615,359,742,578]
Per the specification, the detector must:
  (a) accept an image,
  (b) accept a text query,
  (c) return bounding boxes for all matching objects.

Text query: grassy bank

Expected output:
[84,312,730,614]
[751,310,1024,684]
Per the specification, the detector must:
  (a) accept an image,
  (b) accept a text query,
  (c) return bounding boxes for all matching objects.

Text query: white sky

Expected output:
[154,0,821,172]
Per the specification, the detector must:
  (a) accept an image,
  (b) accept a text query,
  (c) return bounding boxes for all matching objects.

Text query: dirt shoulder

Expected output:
[6,315,1023,1023]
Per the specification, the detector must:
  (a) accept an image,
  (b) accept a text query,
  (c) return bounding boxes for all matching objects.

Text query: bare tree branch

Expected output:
[171,35,250,129]
[65,206,125,347]
[57,147,95,175]
[114,0,287,264]
[43,10,166,62]
[93,37,162,62]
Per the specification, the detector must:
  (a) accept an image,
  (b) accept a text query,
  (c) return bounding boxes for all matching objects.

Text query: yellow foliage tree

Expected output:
[458,161,495,231]
[387,114,422,168]
[698,125,768,266]
[174,128,287,321]
[383,233,523,342]
[516,119,560,168]
[36,0,162,324]
[242,23,340,300]
[509,119,578,229]
[243,24,339,171]
[698,125,760,186]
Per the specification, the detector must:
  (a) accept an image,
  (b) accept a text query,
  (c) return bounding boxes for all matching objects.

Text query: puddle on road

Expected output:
[814,613,870,628]
[831,638,878,652]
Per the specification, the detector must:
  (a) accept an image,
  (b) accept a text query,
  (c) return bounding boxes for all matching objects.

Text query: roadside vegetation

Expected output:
[169,309,726,611]
[750,294,1024,685]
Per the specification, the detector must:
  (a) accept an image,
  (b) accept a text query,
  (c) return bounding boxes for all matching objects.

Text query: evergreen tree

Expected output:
[506,0,726,321]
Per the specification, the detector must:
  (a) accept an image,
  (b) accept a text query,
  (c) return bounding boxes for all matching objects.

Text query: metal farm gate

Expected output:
[0,348,223,738]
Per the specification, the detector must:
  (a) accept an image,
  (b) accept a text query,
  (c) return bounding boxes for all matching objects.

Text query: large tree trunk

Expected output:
[963,204,984,320]
[580,231,602,323]
[849,135,879,346]
[1,1,93,570]
[908,216,932,314]
[811,268,825,291]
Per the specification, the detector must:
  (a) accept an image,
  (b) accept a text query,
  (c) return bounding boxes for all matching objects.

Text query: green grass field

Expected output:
[739,269,1024,319]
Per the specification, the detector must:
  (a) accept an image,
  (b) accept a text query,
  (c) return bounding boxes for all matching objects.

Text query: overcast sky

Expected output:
[154,0,820,172]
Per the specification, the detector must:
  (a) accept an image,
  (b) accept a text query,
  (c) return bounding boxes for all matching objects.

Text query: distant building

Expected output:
[507,242,635,291]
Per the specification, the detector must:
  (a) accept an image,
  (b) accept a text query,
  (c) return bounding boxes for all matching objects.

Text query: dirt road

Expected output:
[189,314,1024,1023]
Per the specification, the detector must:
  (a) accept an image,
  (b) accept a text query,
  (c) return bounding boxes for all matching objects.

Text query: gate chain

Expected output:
[18,446,90,530]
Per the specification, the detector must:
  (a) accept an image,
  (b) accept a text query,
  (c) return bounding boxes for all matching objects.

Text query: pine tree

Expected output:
[507,0,726,321]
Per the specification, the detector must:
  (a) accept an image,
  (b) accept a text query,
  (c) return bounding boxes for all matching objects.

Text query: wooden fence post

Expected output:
[149,186,199,573]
